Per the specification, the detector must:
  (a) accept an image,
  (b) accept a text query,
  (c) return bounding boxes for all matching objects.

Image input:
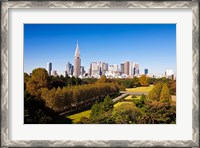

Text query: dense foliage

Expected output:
[79,83,176,124]
[24,91,72,124]
[24,68,176,124]
[24,68,119,123]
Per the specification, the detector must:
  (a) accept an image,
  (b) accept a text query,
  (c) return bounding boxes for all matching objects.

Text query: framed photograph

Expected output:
[1,1,199,147]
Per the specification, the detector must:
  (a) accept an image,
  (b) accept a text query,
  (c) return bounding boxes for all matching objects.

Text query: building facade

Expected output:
[120,63,124,74]
[74,41,81,77]
[134,63,139,75]
[144,69,148,75]
[124,61,130,75]
[46,62,52,75]
[80,66,85,75]
[66,62,73,75]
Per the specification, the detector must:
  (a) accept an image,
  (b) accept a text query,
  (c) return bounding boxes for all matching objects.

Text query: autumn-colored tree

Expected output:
[24,73,30,90]
[96,75,107,83]
[145,101,176,124]
[24,73,30,84]
[41,87,56,109]
[168,80,176,95]
[139,75,149,86]
[26,68,49,97]
[160,83,171,102]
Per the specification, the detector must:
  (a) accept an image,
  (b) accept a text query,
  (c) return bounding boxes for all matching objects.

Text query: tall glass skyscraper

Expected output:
[46,62,52,75]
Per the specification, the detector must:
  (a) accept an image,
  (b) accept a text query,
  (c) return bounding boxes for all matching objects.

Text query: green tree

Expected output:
[123,79,133,88]
[132,76,140,87]
[160,83,171,102]
[102,95,114,112]
[112,103,143,124]
[147,82,163,101]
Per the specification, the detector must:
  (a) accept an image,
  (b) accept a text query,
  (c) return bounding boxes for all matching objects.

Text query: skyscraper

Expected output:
[129,62,135,76]
[66,62,73,75]
[74,41,81,77]
[134,63,139,75]
[101,62,108,75]
[120,63,124,74]
[91,62,100,76]
[46,62,52,75]
[124,61,130,75]
[80,66,85,75]
[144,69,148,75]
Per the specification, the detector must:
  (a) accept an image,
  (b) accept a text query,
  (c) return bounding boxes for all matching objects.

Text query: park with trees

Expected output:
[24,68,176,124]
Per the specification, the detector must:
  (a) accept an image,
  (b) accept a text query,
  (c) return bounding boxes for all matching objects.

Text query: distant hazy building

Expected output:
[51,70,58,76]
[91,62,100,77]
[165,69,174,79]
[124,61,130,75]
[129,62,135,76]
[74,41,81,77]
[80,66,85,75]
[46,62,52,75]
[90,61,108,77]
[108,64,119,73]
[101,62,108,75]
[120,63,124,74]
[144,69,148,75]
[66,62,73,75]
[88,63,92,76]
[134,63,139,75]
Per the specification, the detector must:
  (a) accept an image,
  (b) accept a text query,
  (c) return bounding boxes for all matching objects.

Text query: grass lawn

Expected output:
[114,101,134,108]
[126,85,154,93]
[124,95,140,101]
[67,110,91,123]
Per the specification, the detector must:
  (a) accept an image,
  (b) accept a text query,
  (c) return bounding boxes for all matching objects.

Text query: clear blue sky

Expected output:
[24,24,176,75]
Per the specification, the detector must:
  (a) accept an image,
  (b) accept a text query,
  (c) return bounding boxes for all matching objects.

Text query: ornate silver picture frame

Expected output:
[1,1,199,147]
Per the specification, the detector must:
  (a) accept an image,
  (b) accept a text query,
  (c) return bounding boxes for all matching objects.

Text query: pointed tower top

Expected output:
[75,40,80,57]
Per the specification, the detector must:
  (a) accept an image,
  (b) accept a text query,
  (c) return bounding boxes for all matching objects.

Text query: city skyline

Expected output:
[24,24,176,75]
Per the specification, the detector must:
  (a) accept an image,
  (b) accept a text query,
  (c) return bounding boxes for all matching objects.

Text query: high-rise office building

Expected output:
[101,62,108,75]
[144,69,148,75]
[134,63,139,75]
[90,61,108,77]
[47,62,52,75]
[108,64,119,73]
[66,62,73,75]
[91,62,100,76]
[80,66,85,75]
[129,62,135,76]
[88,63,92,76]
[74,41,81,77]
[120,63,124,74]
[101,62,108,71]
[124,61,130,75]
